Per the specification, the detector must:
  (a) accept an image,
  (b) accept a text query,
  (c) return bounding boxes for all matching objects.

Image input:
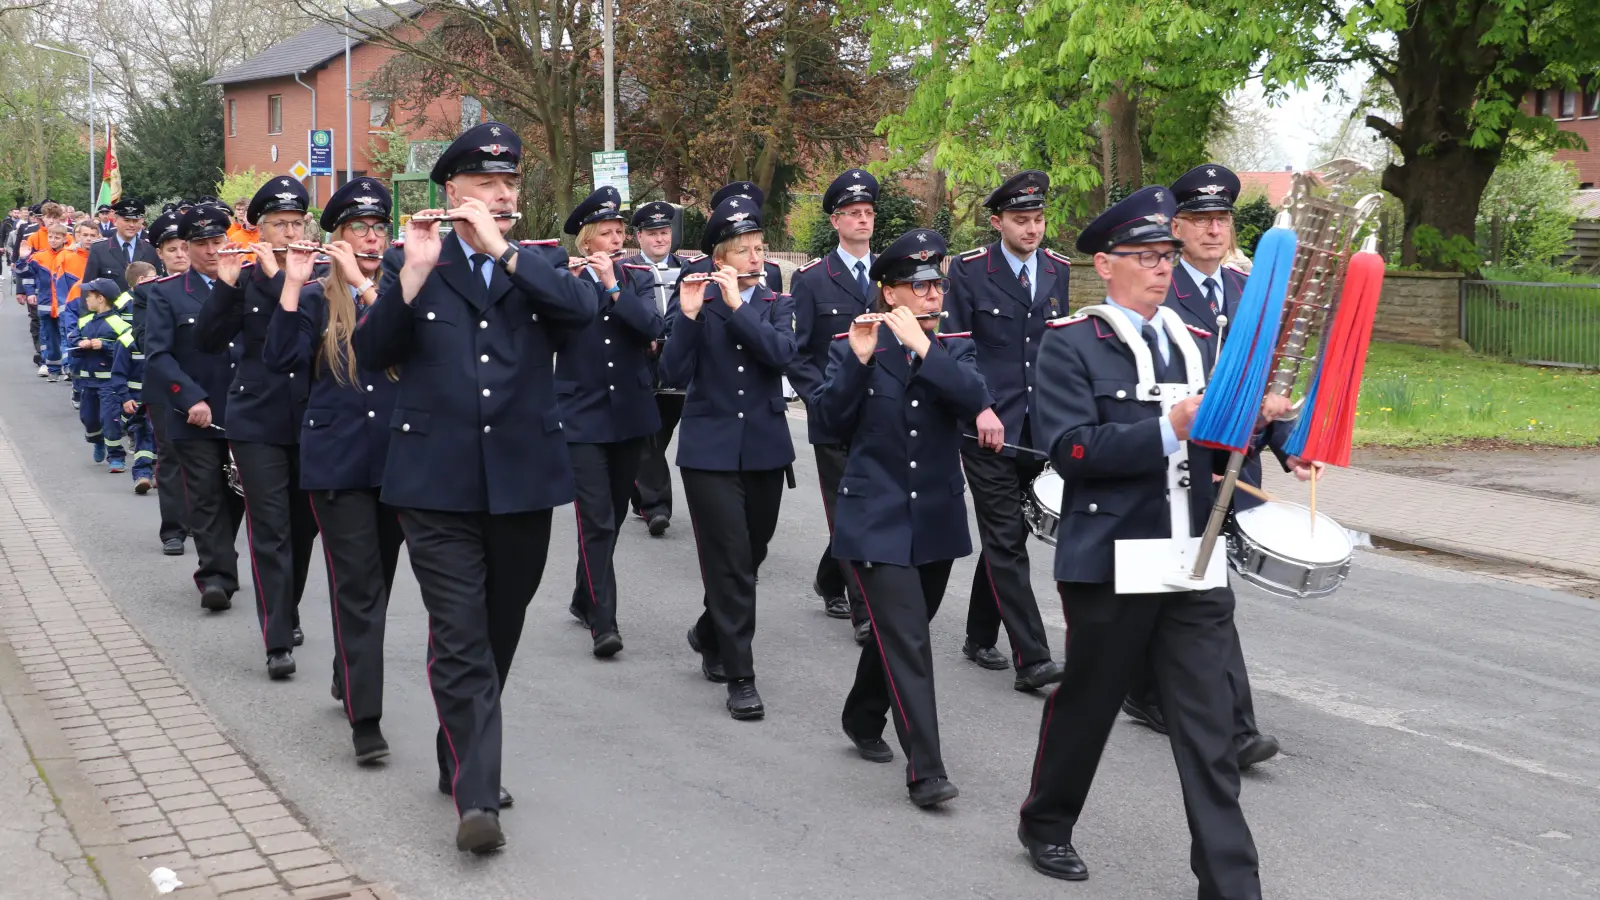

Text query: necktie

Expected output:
[125,241,135,264]
[1203,276,1220,316]
[470,254,490,303]
[854,261,870,299]
[1142,323,1179,383]
[1017,262,1031,296]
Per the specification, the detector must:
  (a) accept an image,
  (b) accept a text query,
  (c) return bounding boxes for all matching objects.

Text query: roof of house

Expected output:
[1237,170,1326,207]
[207,2,422,86]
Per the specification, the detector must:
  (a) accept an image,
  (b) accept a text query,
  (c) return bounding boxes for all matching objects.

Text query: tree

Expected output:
[120,68,225,203]
[1207,92,1286,172]
[1478,151,1580,271]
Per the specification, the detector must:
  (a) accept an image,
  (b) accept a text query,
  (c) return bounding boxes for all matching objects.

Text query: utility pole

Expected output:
[603,0,615,151]
[344,5,354,184]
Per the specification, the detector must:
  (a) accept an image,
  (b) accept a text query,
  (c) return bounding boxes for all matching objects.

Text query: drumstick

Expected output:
[1309,474,1317,537]
[960,433,1050,459]
[1233,481,1276,504]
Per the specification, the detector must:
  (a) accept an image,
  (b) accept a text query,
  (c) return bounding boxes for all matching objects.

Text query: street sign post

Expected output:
[591,150,631,205]
[309,130,334,177]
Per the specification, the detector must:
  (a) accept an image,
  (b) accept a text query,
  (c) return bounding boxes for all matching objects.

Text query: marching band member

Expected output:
[624,200,698,535]
[85,198,159,295]
[556,186,664,656]
[944,171,1065,691]
[788,169,879,640]
[660,196,796,721]
[1119,163,1299,768]
[816,229,989,808]
[198,176,318,680]
[134,209,194,556]
[352,121,595,853]
[676,182,784,290]
[143,205,246,612]
[1016,186,1274,898]
[264,178,403,766]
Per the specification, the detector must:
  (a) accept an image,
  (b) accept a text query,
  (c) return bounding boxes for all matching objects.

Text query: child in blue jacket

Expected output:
[72,278,133,472]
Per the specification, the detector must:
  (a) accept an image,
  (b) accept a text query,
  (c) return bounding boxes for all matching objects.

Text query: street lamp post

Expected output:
[33,43,95,211]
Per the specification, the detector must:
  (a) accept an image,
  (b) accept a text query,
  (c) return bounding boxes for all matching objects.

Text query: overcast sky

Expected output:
[1246,64,1377,170]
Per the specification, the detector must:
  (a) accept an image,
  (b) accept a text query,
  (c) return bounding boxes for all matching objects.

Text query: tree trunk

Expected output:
[1100,85,1141,201]
[752,6,798,221]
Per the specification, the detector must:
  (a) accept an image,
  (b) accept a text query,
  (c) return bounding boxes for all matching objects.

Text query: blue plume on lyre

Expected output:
[1190,222,1297,452]
[1283,364,1320,457]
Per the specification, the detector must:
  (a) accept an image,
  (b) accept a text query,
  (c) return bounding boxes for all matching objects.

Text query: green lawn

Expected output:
[1351,342,1599,447]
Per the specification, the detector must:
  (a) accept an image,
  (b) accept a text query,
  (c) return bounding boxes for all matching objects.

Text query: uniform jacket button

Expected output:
[252,307,258,312]
[1088,503,1098,513]
[909,461,917,469]
[911,400,918,407]
[604,315,610,321]
[1116,389,1127,399]
[308,419,315,426]
[736,344,743,350]
[479,320,488,329]
[427,312,436,320]
[366,384,374,391]
[909,430,917,437]
[482,389,490,397]
[737,366,744,373]
[737,412,744,419]
[867,388,874,396]
[830,309,837,314]
[480,355,489,363]
[910,491,918,499]
[737,389,744,396]
[990,308,998,315]
[367,411,375,418]
[484,425,491,433]
[842,486,848,494]
[402,423,410,432]
[605,338,611,345]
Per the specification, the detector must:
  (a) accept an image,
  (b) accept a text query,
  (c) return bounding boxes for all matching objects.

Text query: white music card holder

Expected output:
[1077,305,1229,595]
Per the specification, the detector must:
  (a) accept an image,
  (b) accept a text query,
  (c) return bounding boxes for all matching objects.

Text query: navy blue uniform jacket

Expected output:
[352,237,597,514]
[944,243,1071,454]
[263,282,400,492]
[143,271,238,442]
[85,237,160,295]
[1035,314,1229,584]
[194,265,311,445]
[659,282,796,472]
[554,264,663,443]
[788,251,873,445]
[816,329,990,567]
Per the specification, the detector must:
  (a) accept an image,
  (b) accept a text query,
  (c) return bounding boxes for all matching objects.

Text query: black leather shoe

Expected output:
[331,677,343,703]
[686,628,727,683]
[568,602,590,628]
[853,620,872,646]
[162,537,185,556]
[962,639,1010,670]
[1014,660,1065,692]
[200,584,230,612]
[1237,732,1281,769]
[647,515,670,537]
[499,786,514,808]
[435,774,514,809]
[726,680,764,720]
[266,650,296,680]
[456,809,504,854]
[908,776,959,808]
[823,595,851,619]
[1121,695,1168,734]
[592,631,624,658]
[843,728,893,763]
[352,721,389,765]
[291,627,304,647]
[1018,822,1088,880]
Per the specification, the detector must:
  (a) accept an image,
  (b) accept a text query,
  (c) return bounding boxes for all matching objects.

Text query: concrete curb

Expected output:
[0,629,159,900]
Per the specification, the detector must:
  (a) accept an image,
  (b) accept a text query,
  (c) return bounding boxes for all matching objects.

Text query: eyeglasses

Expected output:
[834,209,875,221]
[345,221,391,237]
[1106,249,1180,268]
[1176,213,1233,231]
[262,218,306,233]
[894,278,949,297]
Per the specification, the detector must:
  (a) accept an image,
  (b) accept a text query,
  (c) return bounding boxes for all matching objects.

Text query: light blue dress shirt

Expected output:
[453,232,495,290]
[1179,258,1223,308]
[999,244,1037,301]
[1104,297,1180,456]
[835,245,872,281]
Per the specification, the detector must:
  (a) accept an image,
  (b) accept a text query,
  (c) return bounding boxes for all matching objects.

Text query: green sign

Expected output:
[591,150,631,205]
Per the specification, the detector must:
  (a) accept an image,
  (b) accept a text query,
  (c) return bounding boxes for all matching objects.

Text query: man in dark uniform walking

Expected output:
[142,205,246,611]
[133,209,194,555]
[1016,185,1276,899]
[944,170,1065,691]
[86,198,159,294]
[624,200,698,535]
[353,121,595,854]
[788,169,879,640]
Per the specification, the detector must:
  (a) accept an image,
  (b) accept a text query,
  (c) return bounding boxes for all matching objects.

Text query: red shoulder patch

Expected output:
[935,331,971,339]
[155,272,183,282]
[957,246,987,264]
[797,257,823,273]
[1045,314,1088,329]
[520,239,560,246]
[1185,324,1213,338]
[622,263,651,270]
[1043,248,1072,266]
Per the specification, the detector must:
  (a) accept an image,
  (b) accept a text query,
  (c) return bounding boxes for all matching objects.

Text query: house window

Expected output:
[1585,89,1599,118]
[227,99,236,136]
[369,98,390,129]
[1560,89,1578,118]
[460,95,482,130]
[267,95,283,134]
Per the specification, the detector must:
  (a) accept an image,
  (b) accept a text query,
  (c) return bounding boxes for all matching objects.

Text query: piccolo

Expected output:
[354,252,384,260]
[680,270,766,283]
[220,242,325,255]
[409,212,522,223]
[853,311,948,323]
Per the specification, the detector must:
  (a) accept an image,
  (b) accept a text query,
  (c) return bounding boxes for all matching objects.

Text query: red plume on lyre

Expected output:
[1284,244,1386,468]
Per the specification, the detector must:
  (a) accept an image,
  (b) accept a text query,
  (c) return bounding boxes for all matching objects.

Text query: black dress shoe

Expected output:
[823,595,851,619]
[331,677,343,703]
[908,776,959,808]
[456,809,504,854]
[568,602,590,628]
[1237,732,1281,769]
[435,774,513,809]
[162,537,185,556]
[647,515,670,536]
[962,639,1010,670]
[726,680,764,720]
[266,650,296,680]
[853,620,872,645]
[1121,695,1168,734]
[1017,822,1088,880]
[1014,660,1065,692]
[291,626,304,647]
[352,721,389,765]
[592,631,624,658]
[200,584,230,611]
[686,628,727,683]
[843,728,893,763]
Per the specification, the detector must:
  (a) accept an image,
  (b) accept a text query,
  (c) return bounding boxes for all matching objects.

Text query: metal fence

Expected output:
[1460,280,1600,369]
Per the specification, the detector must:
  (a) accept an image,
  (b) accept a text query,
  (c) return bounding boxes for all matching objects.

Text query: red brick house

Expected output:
[207,2,473,205]
[1529,86,1600,187]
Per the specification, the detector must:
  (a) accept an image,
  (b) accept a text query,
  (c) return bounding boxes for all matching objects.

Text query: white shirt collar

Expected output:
[739,285,757,303]
[1105,296,1169,358]
[1180,257,1222,290]
[999,243,1036,278]
[834,245,871,274]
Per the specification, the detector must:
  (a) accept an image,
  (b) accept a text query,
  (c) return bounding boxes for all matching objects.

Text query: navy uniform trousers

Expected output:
[1021,581,1260,900]
[813,442,866,622]
[683,468,785,680]
[961,437,1052,667]
[569,438,645,635]
[232,442,318,652]
[843,560,954,784]
[173,435,244,594]
[309,490,403,725]
[631,391,683,522]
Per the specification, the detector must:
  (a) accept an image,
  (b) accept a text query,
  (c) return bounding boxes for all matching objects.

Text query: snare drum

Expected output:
[1228,501,1351,598]
[1023,467,1065,545]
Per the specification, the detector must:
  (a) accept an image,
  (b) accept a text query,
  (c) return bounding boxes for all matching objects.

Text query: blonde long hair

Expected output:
[317,227,388,387]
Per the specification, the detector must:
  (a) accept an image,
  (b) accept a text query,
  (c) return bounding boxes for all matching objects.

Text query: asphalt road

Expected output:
[0,298,1597,900]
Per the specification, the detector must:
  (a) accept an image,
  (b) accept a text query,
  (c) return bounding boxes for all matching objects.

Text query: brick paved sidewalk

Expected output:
[1261,464,1600,579]
[0,427,393,899]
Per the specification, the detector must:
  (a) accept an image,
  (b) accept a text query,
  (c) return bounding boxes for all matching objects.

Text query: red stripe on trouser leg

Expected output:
[850,565,917,783]
[307,496,355,722]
